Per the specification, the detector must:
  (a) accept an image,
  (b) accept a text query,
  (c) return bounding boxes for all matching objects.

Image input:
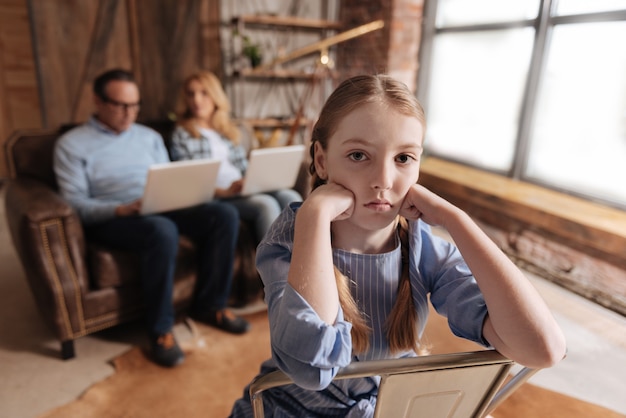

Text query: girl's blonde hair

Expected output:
[176,70,240,144]
[310,74,427,355]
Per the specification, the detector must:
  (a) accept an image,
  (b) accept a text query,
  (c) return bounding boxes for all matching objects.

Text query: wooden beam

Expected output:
[250,20,384,72]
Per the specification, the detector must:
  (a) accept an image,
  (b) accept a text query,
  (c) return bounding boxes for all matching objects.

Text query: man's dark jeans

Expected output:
[84,201,239,336]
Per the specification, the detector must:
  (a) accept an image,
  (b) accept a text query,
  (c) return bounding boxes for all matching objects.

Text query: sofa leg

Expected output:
[61,340,75,360]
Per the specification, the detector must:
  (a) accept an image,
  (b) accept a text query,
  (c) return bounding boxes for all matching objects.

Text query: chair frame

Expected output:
[249,349,539,418]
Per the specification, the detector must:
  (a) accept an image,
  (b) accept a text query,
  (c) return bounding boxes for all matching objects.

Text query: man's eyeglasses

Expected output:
[101,96,141,112]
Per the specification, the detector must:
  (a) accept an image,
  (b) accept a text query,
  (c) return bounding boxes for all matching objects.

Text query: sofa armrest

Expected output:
[5,178,75,221]
[4,178,91,341]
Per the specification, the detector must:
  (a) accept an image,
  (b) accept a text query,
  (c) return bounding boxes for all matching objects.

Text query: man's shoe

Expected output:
[150,332,185,367]
[191,309,250,334]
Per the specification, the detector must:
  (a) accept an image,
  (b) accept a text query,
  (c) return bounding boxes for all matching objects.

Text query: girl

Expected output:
[230,74,566,417]
[170,71,302,243]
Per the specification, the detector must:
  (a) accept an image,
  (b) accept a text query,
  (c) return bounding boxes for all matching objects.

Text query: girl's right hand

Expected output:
[304,182,355,222]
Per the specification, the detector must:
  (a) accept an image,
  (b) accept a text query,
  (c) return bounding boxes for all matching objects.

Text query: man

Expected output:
[54,69,250,367]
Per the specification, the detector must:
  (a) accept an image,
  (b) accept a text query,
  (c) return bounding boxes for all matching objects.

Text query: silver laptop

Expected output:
[140,159,222,215]
[240,144,306,196]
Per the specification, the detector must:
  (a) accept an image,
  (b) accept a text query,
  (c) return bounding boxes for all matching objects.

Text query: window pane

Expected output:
[525,22,626,206]
[425,29,534,171]
[437,0,539,26]
[556,0,626,15]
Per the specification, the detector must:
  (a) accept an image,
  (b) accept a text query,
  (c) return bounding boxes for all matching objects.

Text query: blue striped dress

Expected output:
[230,203,489,417]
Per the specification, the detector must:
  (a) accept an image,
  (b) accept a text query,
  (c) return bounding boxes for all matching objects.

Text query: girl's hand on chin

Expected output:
[399,184,451,227]
[307,182,355,221]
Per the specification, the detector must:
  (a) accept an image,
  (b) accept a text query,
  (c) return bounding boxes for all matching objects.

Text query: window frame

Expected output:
[416,0,626,209]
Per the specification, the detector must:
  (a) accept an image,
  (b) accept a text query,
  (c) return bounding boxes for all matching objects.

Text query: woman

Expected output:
[170,71,302,243]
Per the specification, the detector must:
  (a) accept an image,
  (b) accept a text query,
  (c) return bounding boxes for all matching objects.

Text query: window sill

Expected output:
[419,157,626,315]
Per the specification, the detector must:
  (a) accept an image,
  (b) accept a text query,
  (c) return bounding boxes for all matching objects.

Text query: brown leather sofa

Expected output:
[3,120,266,360]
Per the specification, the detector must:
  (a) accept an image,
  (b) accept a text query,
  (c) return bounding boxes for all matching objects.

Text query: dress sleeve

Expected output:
[256,207,353,390]
[412,221,490,346]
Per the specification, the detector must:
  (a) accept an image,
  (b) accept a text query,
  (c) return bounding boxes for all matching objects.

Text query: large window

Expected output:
[417,0,626,209]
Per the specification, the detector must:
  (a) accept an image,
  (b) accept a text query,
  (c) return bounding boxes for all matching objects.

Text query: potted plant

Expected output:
[241,35,263,68]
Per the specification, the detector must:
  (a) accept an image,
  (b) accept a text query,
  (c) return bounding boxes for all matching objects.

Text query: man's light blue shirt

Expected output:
[53,116,169,225]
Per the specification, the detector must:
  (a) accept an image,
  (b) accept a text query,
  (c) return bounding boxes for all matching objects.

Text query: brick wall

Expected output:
[337,0,424,92]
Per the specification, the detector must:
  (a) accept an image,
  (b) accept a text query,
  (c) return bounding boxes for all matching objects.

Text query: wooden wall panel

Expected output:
[0,0,42,178]
[199,0,222,76]
[1,0,221,179]
[0,33,9,154]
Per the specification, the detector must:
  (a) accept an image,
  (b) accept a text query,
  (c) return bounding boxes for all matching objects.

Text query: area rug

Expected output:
[40,309,623,418]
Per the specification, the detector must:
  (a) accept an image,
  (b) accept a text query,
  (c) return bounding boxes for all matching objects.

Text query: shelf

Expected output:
[232,14,343,31]
[242,117,312,129]
[233,68,338,79]
[227,6,341,138]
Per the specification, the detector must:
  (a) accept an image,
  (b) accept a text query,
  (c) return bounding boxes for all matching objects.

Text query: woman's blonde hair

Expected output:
[176,70,240,144]
[310,74,427,355]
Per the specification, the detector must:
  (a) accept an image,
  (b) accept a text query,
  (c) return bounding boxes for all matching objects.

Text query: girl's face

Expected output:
[315,101,424,231]
[185,79,216,121]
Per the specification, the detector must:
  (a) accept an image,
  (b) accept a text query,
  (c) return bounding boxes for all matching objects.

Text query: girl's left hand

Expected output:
[399,183,455,227]
[304,182,355,222]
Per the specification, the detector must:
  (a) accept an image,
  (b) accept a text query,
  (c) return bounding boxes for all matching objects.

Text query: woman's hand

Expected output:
[227,179,244,196]
[215,180,244,198]
[115,199,142,217]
